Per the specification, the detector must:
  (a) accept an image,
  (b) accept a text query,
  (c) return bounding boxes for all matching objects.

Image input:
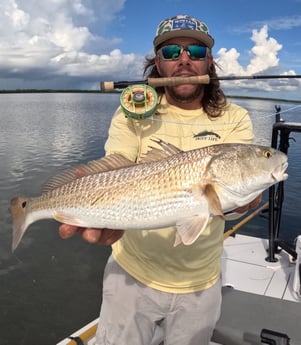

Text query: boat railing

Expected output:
[267,106,301,262]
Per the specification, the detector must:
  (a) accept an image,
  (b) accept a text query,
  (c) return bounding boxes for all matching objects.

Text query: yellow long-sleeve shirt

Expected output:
[104,95,254,293]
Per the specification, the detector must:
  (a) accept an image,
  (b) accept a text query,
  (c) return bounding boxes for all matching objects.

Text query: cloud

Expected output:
[51,49,143,80]
[0,0,145,89]
[216,25,301,96]
[232,15,301,33]
[0,1,300,97]
[246,25,282,74]
[251,15,301,31]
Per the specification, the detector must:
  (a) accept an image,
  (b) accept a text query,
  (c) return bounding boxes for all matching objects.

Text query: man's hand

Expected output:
[58,224,124,245]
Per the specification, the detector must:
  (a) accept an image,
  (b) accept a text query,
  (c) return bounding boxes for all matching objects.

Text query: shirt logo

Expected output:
[193,130,221,141]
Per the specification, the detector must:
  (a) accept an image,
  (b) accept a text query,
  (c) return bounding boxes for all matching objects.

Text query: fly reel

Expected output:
[120,84,158,120]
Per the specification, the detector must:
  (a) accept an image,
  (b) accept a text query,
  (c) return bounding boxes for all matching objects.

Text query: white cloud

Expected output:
[216,25,301,96]
[246,25,282,74]
[216,48,245,75]
[0,1,300,96]
[0,0,144,89]
[51,49,142,78]
[7,1,29,29]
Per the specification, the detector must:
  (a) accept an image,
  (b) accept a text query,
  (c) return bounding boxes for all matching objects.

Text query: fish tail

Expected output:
[10,197,30,251]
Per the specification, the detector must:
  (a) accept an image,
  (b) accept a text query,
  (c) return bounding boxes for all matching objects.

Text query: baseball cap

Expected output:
[153,14,214,51]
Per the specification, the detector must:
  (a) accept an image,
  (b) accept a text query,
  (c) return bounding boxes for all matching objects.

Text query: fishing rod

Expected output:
[100,74,301,91]
[101,74,301,120]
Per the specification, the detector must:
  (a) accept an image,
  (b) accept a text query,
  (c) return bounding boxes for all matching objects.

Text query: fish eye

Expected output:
[263,150,273,158]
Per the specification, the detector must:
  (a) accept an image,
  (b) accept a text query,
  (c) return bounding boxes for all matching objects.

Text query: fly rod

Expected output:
[100,74,301,91]
[224,201,269,240]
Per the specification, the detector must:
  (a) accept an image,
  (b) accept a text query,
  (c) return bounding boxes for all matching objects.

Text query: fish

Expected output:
[10,140,288,251]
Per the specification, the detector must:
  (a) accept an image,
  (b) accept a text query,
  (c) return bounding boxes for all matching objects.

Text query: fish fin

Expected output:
[175,213,209,246]
[140,147,172,163]
[151,138,183,155]
[53,211,87,227]
[10,197,30,251]
[203,184,224,217]
[140,138,183,163]
[193,183,224,218]
[42,154,135,193]
[174,183,224,246]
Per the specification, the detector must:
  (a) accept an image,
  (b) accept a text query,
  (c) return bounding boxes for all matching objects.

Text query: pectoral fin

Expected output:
[174,213,210,246]
[193,183,224,218]
[203,184,224,217]
[174,183,224,246]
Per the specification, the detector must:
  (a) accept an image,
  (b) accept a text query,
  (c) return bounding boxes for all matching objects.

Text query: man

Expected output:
[59,14,259,345]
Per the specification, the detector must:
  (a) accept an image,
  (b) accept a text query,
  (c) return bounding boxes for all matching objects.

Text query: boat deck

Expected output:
[212,234,301,345]
[221,234,299,301]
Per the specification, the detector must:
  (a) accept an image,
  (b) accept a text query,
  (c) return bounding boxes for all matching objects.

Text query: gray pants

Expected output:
[95,256,222,345]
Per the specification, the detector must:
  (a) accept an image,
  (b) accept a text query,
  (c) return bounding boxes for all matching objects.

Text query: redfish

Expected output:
[10,140,288,251]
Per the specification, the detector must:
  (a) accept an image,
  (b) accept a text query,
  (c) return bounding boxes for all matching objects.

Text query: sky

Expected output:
[1,0,301,99]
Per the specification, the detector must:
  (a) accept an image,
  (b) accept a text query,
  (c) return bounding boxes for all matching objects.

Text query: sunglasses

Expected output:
[157,45,208,61]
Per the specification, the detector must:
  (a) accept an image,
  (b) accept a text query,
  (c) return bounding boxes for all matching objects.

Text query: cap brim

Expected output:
[154,30,214,50]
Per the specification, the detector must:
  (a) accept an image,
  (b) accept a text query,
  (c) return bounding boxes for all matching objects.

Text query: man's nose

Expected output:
[178,49,191,63]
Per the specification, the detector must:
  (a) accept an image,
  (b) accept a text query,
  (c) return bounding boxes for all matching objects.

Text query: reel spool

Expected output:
[120,84,158,120]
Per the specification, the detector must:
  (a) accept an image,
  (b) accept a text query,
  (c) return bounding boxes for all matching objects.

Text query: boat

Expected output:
[57,108,301,345]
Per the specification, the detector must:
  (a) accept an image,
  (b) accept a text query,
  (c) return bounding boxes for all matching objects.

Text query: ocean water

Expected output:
[0,93,300,344]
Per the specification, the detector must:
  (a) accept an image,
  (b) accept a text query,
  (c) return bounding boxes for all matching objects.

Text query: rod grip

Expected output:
[100,81,115,91]
[147,75,210,88]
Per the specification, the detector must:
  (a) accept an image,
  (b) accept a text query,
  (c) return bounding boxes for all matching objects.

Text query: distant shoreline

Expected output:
[0,89,300,103]
[227,94,301,103]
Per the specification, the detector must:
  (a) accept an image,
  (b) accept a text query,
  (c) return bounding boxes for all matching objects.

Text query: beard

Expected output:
[167,84,204,104]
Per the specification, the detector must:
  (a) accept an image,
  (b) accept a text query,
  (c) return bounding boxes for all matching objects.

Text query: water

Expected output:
[0,93,300,345]
[230,98,301,240]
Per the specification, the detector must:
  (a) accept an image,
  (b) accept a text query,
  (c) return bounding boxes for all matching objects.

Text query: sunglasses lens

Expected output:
[160,45,182,59]
[187,45,207,59]
[158,45,207,60]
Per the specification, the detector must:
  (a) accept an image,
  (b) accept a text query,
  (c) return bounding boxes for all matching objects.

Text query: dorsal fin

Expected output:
[140,138,183,163]
[42,153,135,193]
[152,138,183,155]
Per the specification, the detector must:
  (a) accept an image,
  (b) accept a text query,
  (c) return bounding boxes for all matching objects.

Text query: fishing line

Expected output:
[274,104,301,116]
[145,104,301,129]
